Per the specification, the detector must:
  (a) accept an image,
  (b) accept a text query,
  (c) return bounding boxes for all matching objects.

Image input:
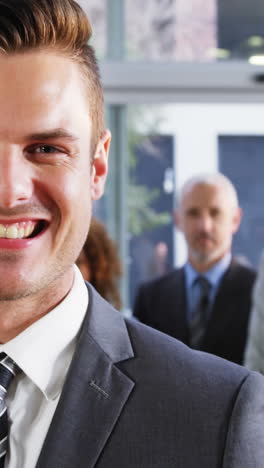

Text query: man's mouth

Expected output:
[0,220,48,239]
[196,234,214,242]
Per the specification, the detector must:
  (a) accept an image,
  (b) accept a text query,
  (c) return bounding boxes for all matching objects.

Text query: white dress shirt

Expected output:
[0,265,88,468]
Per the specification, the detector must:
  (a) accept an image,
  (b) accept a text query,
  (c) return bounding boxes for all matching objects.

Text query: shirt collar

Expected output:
[0,265,88,401]
[185,252,232,288]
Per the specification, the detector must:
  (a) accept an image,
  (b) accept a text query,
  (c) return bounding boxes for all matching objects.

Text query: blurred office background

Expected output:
[78,0,264,312]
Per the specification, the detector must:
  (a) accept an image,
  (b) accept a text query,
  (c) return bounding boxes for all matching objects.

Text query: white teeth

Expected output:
[0,225,6,237]
[0,222,36,239]
[24,225,33,238]
[6,226,18,239]
[18,228,25,239]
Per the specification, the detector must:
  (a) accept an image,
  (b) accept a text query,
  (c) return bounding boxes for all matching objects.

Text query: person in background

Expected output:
[77,217,122,309]
[244,250,264,373]
[134,172,256,364]
[0,1,262,467]
[146,241,170,280]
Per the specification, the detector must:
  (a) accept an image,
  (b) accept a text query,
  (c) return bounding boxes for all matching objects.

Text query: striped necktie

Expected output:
[0,353,19,467]
[190,276,211,349]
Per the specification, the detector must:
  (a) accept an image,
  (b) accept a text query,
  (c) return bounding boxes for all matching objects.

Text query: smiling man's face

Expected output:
[0,51,110,302]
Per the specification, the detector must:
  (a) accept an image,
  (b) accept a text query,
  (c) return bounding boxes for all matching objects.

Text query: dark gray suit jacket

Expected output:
[134,261,256,364]
[36,284,264,467]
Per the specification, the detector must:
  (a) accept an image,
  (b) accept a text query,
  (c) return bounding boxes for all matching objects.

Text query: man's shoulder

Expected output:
[121,314,264,465]
[230,258,256,276]
[82,289,264,466]
[124,316,250,389]
[225,259,256,287]
[138,267,184,293]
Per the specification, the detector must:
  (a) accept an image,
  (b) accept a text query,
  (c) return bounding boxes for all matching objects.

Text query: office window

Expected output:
[219,136,264,267]
[128,128,175,305]
[77,0,107,58]
[126,0,264,63]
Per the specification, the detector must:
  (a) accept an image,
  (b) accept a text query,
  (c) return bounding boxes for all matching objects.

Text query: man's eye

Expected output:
[211,210,220,217]
[34,145,59,154]
[26,145,65,157]
[187,210,199,217]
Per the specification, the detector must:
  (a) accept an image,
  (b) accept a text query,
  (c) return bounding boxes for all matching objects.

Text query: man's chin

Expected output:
[191,249,224,266]
[0,284,36,301]
[0,272,46,302]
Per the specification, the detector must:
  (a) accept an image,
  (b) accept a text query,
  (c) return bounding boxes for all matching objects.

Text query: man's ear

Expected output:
[232,206,243,234]
[174,210,182,231]
[91,129,111,200]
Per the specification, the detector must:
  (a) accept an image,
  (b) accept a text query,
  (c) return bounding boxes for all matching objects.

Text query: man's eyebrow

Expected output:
[26,128,79,142]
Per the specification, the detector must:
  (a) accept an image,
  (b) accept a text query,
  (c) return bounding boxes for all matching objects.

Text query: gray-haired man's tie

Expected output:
[190,276,211,349]
[0,353,19,467]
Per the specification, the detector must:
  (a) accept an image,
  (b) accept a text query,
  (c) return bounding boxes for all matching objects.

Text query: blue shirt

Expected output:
[184,253,231,323]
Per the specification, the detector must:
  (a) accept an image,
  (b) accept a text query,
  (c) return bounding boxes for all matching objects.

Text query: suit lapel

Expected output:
[36,285,134,468]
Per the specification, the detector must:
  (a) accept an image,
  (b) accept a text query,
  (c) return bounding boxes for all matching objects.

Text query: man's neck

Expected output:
[188,252,230,274]
[0,272,74,344]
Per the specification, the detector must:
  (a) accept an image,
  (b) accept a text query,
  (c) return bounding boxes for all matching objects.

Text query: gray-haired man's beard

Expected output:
[189,246,224,266]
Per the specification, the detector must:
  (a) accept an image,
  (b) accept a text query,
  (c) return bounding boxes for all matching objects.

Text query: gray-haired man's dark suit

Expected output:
[134,260,256,364]
[36,284,264,468]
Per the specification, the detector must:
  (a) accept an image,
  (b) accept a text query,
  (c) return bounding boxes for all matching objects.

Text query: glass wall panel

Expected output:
[125,0,264,64]
[128,106,176,306]
[126,0,217,61]
[76,0,264,64]
[77,0,107,58]
[219,136,264,267]
[218,0,264,64]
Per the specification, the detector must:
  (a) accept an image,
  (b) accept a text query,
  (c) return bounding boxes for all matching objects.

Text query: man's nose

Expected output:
[198,215,213,231]
[0,152,33,209]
